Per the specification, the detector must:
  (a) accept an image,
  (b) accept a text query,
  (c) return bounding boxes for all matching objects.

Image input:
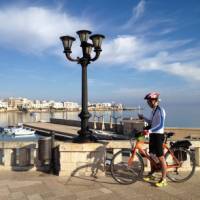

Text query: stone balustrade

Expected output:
[0,141,52,172]
[0,141,37,171]
[0,139,199,177]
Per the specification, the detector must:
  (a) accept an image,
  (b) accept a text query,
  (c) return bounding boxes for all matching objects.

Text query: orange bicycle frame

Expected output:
[128,140,181,169]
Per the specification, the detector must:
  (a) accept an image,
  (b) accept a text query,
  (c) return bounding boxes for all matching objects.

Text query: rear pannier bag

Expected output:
[171,140,192,149]
[174,149,187,161]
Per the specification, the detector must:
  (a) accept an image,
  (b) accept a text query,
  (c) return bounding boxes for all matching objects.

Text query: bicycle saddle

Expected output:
[165,132,175,138]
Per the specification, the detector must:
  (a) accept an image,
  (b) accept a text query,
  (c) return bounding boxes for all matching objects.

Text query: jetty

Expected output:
[23,119,200,140]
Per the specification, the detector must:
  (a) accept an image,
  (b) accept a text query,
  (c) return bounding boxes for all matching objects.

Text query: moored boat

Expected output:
[0,127,36,137]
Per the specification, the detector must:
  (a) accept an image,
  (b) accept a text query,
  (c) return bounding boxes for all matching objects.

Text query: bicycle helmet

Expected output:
[144,92,160,100]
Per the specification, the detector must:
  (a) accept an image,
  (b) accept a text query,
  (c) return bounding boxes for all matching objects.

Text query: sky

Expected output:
[0,0,200,108]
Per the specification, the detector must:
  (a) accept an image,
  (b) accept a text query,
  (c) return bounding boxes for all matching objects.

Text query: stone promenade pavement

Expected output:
[0,171,199,200]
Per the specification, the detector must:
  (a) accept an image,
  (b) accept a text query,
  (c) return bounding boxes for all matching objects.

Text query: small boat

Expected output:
[1,127,35,137]
[11,128,35,136]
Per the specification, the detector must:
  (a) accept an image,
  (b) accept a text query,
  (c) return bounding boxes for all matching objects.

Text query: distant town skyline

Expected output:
[0,0,200,107]
[0,96,123,105]
[0,96,123,112]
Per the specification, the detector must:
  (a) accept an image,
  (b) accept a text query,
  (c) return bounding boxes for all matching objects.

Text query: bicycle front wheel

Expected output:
[165,147,195,182]
[111,149,144,184]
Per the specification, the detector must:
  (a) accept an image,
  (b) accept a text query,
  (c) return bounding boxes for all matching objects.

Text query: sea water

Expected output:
[0,104,199,128]
[0,133,40,141]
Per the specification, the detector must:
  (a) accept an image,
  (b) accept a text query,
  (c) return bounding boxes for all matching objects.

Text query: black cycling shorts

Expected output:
[149,133,164,157]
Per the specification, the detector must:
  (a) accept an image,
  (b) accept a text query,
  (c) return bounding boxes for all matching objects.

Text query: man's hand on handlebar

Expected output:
[142,130,149,139]
[142,129,149,135]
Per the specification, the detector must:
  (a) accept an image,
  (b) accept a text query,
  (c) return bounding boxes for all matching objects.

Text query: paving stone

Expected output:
[89,194,122,200]
[0,180,10,187]
[10,191,26,200]
[0,171,199,200]
[75,189,104,199]
[40,192,55,199]
[27,194,44,200]
[99,187,112,194]
[57,194,77,200]
[43,180,72,197]
[18,186,49,198]
[0,186,10,197]
[8,181,42,189]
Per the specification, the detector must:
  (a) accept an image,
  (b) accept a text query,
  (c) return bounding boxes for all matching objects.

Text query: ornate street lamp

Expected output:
[60,30,105,142]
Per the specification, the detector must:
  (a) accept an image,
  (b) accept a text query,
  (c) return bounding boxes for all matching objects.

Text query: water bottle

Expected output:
[150,153,159,164]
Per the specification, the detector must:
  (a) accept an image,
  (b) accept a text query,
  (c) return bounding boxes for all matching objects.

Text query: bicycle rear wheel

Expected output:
[111,149,144,184]
[165,147,195,182]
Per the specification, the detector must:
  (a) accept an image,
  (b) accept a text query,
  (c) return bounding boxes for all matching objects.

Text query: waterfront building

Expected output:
[31,100,47,110]
[6,97,23,109]
[0,97,123,112]
[0,101,8,108]
[52,102,64,109]
[111,103,123,110]
[33,100,40,104]
[89,102,112,110]
[32,102,42,109]
[101,103,112,108]
[41,100,51,109]
[4,97,32,110]
[63,102,80,111]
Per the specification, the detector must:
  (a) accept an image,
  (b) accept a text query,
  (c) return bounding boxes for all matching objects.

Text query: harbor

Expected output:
[0,0,199,198]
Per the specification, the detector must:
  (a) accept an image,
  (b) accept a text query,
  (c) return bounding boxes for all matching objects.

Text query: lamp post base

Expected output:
[73,129,97,143]
[73,132,98,143]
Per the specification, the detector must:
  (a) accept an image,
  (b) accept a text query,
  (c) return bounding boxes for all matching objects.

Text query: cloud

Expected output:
[101,35,141,64]
[101,35,200,81]
[0,4,199,83]
[163,63,200,81]
[121,0,175,37]
[88,78,113,87]
[133,0,146,20]
[0,6,93,54]
[123,0,146,29]
[159,28,176,35]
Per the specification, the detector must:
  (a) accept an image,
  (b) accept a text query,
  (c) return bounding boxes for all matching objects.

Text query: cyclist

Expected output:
[138,92,167,187]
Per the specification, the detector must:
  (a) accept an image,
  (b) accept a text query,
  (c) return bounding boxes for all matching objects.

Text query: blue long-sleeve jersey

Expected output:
[143,106,166,134]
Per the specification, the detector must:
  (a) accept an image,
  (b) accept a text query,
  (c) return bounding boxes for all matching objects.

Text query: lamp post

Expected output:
[60,30,105,142]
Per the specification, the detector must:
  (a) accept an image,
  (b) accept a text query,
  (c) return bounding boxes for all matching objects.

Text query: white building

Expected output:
[63,102,79,110]
[4,97,33,109]
[0,101,8,108]
[41,100,51,109]
[92,103,112,109]
[52,102,64,109]
[32,100,50,109]
[112,103,123,109]
[34,100,40,104]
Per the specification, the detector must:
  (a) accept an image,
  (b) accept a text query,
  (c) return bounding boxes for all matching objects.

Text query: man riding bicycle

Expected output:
[138,92,167,187]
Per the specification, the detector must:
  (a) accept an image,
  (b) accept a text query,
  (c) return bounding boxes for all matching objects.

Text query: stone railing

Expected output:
[0,140,52,172]
[0,141,37,171]
[54,140,200,176]
[0,139,199,177]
